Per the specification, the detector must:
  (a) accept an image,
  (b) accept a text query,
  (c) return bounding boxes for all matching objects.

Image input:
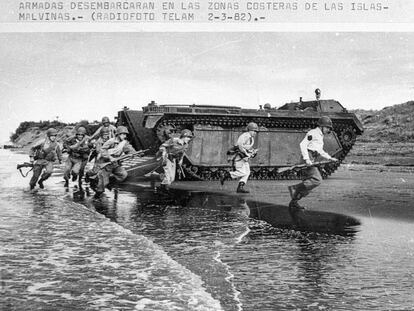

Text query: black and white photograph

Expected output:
[1,29,414,310]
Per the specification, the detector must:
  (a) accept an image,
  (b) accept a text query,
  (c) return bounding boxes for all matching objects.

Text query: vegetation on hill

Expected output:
[10,120,101,148]
[351,101,414,142]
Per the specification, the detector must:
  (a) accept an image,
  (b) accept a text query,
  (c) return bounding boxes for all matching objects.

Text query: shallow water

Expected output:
[1,149,414,310]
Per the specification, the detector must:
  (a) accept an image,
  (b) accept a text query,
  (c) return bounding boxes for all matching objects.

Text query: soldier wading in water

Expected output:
[158,129,194,192]
[93,126,136,198]
[288,116,339,209]
[221,122,259,193]
[63,126,91,188]
[28,128,62,190]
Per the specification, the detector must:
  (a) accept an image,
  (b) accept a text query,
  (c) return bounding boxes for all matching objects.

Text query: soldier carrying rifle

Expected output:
[28,128,62,190]
[63,126,92,187]
[158,129,194,192]
[93,126,136,198]
[84,127,111,185]
[221,122,259,193]
[287,116,339,209]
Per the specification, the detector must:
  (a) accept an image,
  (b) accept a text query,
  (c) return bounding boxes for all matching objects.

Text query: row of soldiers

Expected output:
[28,115,337,208]
[28,117,136,198]
[28,117,194,198]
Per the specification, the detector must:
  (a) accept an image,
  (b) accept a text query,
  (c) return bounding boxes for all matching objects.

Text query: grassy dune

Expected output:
[347,101,414,166]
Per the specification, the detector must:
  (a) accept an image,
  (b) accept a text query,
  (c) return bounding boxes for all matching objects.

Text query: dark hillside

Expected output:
[352,101,414,142]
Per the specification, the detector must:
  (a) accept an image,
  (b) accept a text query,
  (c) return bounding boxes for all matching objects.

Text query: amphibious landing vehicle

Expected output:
[117,97,363,181]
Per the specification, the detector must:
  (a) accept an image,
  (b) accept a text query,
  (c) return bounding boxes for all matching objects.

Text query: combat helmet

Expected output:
[318,116,333,129]
[247,122,259,132]
[180,129,194,138]
[77,127,87,135]
[102,116,110,124]
[315,88,321,100]
[116,126,129,136]
[46,128,58,137]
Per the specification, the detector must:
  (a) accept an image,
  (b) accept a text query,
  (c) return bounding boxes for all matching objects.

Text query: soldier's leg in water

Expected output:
[29,164,43,189]
[38,161,53,189]
[95,168,110,195]
[236,161,250,193]
[77,159,88,186]
[63,158,73,186]
[231,159,250,192]
[160,158,176,190]
[71,158,82,181]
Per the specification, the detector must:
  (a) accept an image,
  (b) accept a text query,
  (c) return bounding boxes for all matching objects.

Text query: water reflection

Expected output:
[249,201,361,236]
[78,184,360,237]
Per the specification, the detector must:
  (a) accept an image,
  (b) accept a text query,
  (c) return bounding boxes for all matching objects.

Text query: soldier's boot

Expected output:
[64,178,69,188]
[38,173,51,189]
[30,183,35,190]
[71,172,78,182]
[236,182,249,193]
[38,180,44,189]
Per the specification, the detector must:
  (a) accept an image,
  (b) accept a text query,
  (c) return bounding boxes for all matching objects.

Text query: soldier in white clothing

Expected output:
[288,116,339,209]
[222,122,259,193]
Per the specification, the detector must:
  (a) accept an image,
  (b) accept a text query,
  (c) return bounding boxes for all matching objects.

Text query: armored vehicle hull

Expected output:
[117,99,363,181]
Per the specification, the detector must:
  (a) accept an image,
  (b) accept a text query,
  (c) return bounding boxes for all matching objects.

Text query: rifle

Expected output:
[87,148,97,162]
[100,149,149,169]
[227,146,259,161]
[277,160,335,174]
[16,162,34,177]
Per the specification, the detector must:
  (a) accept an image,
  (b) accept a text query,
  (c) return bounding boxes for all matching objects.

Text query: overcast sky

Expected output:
[1,32,413,142]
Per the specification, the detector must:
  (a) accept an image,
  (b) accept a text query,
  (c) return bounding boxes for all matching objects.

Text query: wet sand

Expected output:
[168,164,414,221]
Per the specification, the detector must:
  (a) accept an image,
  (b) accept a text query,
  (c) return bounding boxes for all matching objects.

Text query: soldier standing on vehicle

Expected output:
[221,122,259,193]
[94,126,136,198]
[63,126,91,187]
[287,116,339,209]
[315,88,321,100]
[90,116,117,140]
[29,128,62,190]
[158,129,194,192]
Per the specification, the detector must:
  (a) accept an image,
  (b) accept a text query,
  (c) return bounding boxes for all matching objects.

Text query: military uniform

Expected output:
[159,137,190,187]
[29,137,62,189]
[63,135,91,184]
[223,122,259,193]
[230,132,255,184]
[95,137,136,193]
[288,116,337,208]
[90,116,117,140]
[85,133,111,183]
[90,124,117,140]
